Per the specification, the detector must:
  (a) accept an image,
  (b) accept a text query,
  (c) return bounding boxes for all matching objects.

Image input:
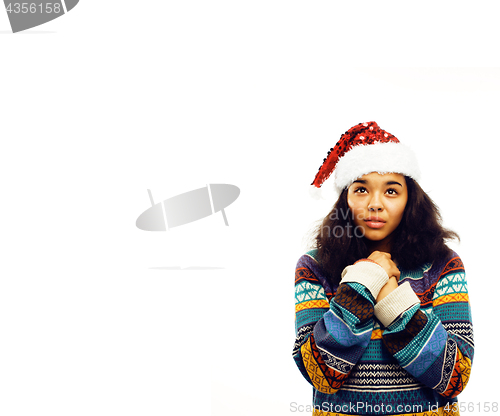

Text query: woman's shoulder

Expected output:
[295,249,334,295]
[439,249,465,273]
[427,248,465,281]
[296,248,319,269]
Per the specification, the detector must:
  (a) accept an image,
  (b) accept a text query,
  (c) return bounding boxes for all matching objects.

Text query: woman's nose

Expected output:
[368,195,383,211]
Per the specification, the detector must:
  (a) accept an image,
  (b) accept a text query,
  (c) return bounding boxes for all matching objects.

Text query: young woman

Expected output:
[293,122,473,416]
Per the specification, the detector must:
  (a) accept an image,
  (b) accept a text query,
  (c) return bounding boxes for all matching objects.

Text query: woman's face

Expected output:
[347,172,408,250]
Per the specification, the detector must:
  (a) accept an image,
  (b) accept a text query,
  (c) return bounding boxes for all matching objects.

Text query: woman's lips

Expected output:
[364,218,386,229]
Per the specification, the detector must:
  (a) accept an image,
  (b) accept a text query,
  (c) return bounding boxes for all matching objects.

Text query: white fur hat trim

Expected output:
[334,142,421,193]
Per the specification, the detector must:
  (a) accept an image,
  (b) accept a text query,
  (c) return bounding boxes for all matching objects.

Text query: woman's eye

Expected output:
[386,188,398,195]
[354,187,367,193]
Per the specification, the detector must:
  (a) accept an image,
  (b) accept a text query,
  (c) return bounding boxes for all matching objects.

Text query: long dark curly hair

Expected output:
[310,177,459,288]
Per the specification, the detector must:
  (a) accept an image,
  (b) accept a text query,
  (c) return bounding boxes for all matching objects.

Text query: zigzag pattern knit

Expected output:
[293,249,473,416]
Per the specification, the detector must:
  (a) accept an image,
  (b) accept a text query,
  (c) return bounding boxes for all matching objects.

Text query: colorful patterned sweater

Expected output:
[293,249,474,416]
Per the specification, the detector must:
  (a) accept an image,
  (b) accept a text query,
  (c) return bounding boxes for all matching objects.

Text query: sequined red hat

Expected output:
[310,121,420,198]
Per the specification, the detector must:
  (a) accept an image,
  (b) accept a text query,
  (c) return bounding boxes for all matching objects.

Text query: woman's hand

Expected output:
[367,251,400,303]
[367,251,400,280]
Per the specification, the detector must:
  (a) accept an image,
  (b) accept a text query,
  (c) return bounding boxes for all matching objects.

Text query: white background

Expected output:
[0,1,498,415]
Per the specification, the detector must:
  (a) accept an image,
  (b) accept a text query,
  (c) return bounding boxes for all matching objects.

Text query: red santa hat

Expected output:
[310,121,420,198]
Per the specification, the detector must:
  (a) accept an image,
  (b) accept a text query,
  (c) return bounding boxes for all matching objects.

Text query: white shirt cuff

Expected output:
[374,281,420,327]
[341,260,389,300]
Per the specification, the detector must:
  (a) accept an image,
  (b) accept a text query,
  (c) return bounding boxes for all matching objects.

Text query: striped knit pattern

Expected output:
[293,249,474,416]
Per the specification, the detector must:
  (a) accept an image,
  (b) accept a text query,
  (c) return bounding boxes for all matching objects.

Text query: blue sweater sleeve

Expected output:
[292,253,389,394]
[378,254,474,399]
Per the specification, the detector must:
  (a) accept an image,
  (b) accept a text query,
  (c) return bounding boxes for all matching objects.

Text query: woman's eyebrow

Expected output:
[386,181,403,187]
[353,179,367,184]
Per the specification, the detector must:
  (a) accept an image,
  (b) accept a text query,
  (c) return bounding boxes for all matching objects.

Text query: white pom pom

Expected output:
[309,185,323,200]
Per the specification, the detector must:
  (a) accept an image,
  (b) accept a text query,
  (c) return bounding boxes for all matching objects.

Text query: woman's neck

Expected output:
[365,238,400,267]
[366,237,392,255]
